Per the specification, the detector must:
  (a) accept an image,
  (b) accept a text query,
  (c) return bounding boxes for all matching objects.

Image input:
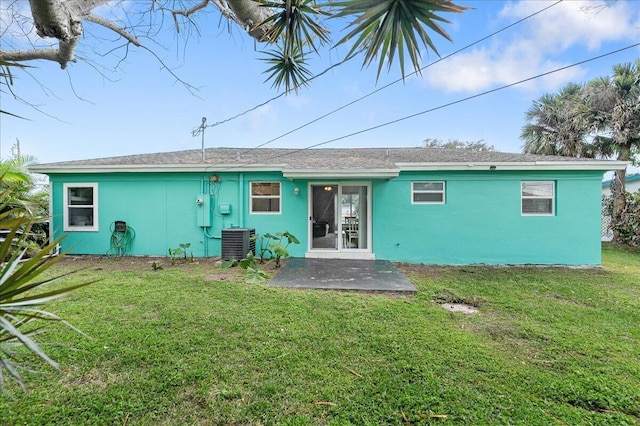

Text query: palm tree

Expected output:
[521,83,596,157]
[0,155,47,220]
[0,156,49,253]
[582,60,640,241]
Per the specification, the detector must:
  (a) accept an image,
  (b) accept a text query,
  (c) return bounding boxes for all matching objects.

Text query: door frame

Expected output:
[306,181,374,260]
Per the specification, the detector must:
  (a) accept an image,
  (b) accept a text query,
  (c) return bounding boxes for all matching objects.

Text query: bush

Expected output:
[605,191,640,247]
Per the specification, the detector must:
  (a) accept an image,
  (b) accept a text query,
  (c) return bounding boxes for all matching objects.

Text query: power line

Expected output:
[194,54,356,131]
[200,0,563,151]
[200,0,564,171]
[246,0,563,151]
[214,41,640,169]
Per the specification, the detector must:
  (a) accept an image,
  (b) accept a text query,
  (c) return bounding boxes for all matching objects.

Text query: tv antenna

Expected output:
[191,117,207,161]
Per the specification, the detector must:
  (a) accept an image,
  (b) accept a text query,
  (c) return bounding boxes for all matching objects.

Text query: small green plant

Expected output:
[238,252,267,284]
[151,261,164,271]
[228,231,299,283]
[168,243,192,264]
[252,231,299,267]
[220,259,238,269]
[269,231,299,267]
[251,233,277,263]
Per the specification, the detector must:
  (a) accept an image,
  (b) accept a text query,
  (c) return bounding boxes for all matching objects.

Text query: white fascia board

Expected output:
[282,169,400,179]
[28,164,288,174]
[396,161,629,171]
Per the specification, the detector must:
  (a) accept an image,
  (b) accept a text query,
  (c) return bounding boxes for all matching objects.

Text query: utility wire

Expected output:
[213,41,640,170]
[200,0,564,171]
[194,54,356,131]
[199,0,563,148]
[246,0,563,151]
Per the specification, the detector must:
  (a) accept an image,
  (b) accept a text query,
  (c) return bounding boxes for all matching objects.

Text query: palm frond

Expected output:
[0,211,95,394]
[257,0,330,56]
[261,46,314,93]
[330,0,469,80]
[0,60,30,119]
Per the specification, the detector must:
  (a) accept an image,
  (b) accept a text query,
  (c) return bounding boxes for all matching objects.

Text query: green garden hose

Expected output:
[108,222,135,256]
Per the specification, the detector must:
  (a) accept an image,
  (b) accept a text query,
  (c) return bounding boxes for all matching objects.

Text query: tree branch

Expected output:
[171,0,212,33]
[171,0,272,41]
[226,0,272,40]
[0,48,65,66]
[85,14,141,46]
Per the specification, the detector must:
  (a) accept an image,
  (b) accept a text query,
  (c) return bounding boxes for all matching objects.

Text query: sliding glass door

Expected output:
[310,183,369,252]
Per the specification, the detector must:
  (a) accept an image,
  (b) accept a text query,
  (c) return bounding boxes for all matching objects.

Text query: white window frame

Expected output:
[411,181,445,204]
[63,183,99,231]
[250,182,281,214]
[521,181,555,216]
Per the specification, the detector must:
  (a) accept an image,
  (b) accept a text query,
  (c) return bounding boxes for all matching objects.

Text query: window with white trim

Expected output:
[412,181,445,204]
[251,182,281,213]
[521,181,554,215]
[63,183,98,231]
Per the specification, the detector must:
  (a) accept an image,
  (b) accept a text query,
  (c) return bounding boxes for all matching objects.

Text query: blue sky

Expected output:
[1,0,639,166]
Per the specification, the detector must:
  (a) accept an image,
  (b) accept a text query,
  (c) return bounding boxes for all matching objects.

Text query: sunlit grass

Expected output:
[1,245,639,425]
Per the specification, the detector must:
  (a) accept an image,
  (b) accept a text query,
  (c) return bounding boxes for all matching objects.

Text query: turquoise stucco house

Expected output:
[30,147,627,265]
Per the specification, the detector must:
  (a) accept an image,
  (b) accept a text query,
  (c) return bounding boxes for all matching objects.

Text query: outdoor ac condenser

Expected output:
[221,228,256,260]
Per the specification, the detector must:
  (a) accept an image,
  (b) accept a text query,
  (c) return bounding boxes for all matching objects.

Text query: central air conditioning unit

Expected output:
[221,228,256,260]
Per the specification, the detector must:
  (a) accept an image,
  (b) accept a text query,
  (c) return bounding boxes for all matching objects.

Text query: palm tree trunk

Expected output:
[611,147,630,242]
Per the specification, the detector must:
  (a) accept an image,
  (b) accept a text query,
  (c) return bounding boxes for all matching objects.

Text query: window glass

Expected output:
[64,184,98,231]
[68,207,94,226]
[413,182,443,191]
[251,182,281,213]
[413,192,444,203]
[412,181,445,204]
[521,181,554,215]
[252,182,280,196]
[68,187,94,205]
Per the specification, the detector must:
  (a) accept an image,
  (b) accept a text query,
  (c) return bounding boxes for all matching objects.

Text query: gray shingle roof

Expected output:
[31,147,605,171]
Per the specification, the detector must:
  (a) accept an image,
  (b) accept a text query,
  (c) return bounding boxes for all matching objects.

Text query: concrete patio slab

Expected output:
[267,258,417,293]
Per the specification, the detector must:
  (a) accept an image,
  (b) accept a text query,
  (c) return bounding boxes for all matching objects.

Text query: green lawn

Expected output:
[1,244,639,425]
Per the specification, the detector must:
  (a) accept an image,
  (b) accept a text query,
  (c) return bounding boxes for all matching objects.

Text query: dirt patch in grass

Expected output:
[547,293,584,306]
[59,255,224,271]
[60,366,118,389]
[433,289,484,307]
[57,255,285,282]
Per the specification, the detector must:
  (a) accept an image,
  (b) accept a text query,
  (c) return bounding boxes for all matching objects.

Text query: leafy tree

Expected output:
[0,1,468,96]
[582,60,640,237]
[521,61,640,244]
[603,191,640,247]
[0,156,47,220]
[0,156,49,253]
[422,138,495,152]
[520,83,603,158]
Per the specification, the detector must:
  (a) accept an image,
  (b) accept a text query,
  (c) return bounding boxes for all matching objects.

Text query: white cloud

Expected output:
[246,104,276,129]
[285,96,310,109]
[423,0,640,93]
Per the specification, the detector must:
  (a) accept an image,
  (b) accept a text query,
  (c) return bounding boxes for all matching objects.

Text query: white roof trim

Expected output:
[396,161,629,171]
[28,163,288,173]
[30,160,629,174]
[282,169,400,179]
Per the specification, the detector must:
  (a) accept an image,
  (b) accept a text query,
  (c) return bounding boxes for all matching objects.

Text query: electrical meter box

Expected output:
[219,203,232,215]
[196,193,212,227]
